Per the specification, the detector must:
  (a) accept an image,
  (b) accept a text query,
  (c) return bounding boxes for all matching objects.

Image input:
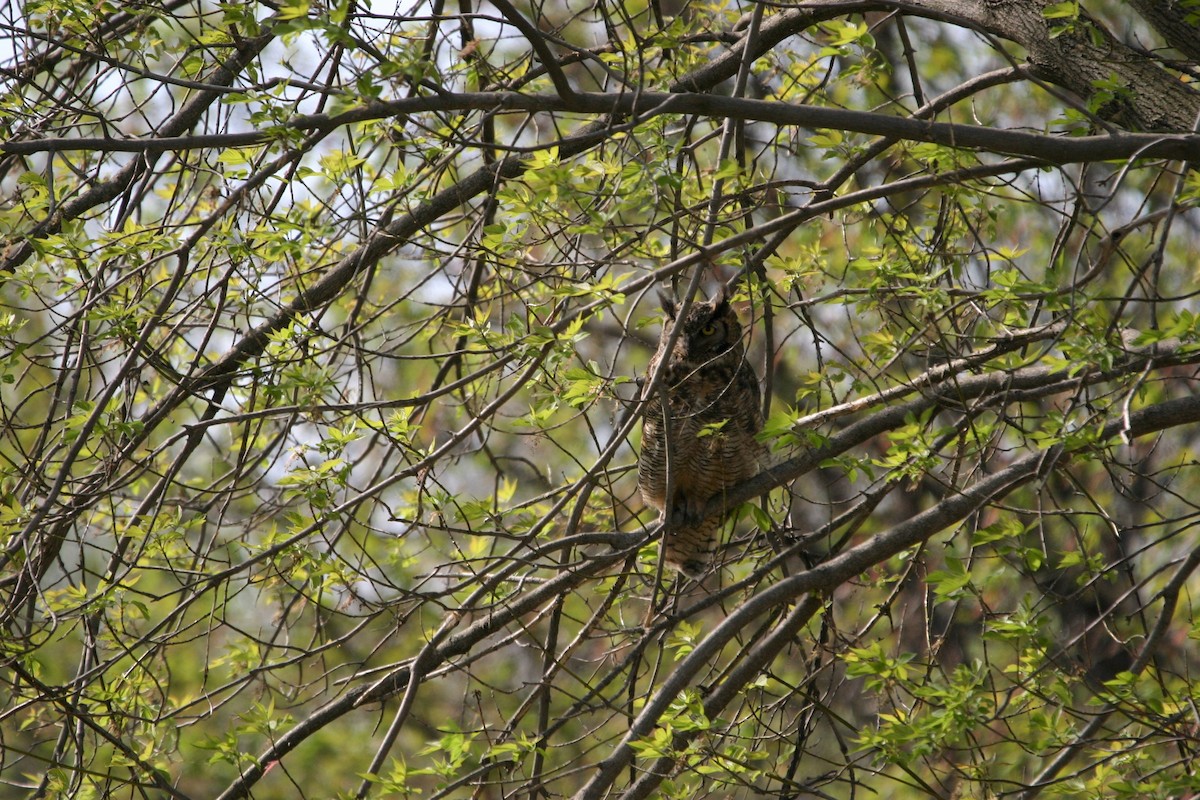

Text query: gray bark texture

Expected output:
[911,0,1200,132]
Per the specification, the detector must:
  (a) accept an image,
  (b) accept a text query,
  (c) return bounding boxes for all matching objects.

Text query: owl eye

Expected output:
[700,323,719,336]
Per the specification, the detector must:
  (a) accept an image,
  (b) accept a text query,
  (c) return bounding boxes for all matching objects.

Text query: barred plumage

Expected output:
[638,287,765,576]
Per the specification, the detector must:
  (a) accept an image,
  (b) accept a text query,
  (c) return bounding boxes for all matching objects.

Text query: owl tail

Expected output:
[663,514,723,578]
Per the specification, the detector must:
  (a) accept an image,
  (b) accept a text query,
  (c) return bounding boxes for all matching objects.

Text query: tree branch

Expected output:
[573,390,1200,800]
[0,27,277,274]
[702,335,1200,521]
[7,91,1200,163]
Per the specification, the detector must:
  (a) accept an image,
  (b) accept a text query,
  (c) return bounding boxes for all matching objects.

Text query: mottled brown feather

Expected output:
[638,290,765,576]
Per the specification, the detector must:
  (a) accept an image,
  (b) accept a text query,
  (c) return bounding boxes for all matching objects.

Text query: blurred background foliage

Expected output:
[2,0,1200,798]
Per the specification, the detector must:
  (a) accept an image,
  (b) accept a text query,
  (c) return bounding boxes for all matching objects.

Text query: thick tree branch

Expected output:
[7,91,1200,163]
[212,547,628,800]
[702,335,1200,521]
[1126,0,1200,61]
[573,391,1200,800]
[802,0,1200,132]
[623,595,827,800]
[574,447,1048,800]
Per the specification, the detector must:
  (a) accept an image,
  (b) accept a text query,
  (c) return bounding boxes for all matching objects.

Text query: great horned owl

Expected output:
[638,287,765,576]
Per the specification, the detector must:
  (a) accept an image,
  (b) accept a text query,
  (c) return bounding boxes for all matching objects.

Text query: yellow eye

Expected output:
[700,323,718,336]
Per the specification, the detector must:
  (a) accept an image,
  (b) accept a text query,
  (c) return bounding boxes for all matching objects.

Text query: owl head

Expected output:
[657,286,746,367]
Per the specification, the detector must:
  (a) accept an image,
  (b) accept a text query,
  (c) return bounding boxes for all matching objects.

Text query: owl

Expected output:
[638,286,765,577]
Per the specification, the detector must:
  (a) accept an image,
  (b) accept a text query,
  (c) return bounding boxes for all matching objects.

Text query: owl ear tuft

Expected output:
[657,288,678,320]
[710,283,731,317]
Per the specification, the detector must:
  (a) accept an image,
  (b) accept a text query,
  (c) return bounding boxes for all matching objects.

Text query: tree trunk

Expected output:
[914,0,1200,132]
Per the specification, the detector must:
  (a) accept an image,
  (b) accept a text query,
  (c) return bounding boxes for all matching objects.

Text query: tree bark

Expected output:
[911,0,1200,132]
[1126,0,1200,61]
